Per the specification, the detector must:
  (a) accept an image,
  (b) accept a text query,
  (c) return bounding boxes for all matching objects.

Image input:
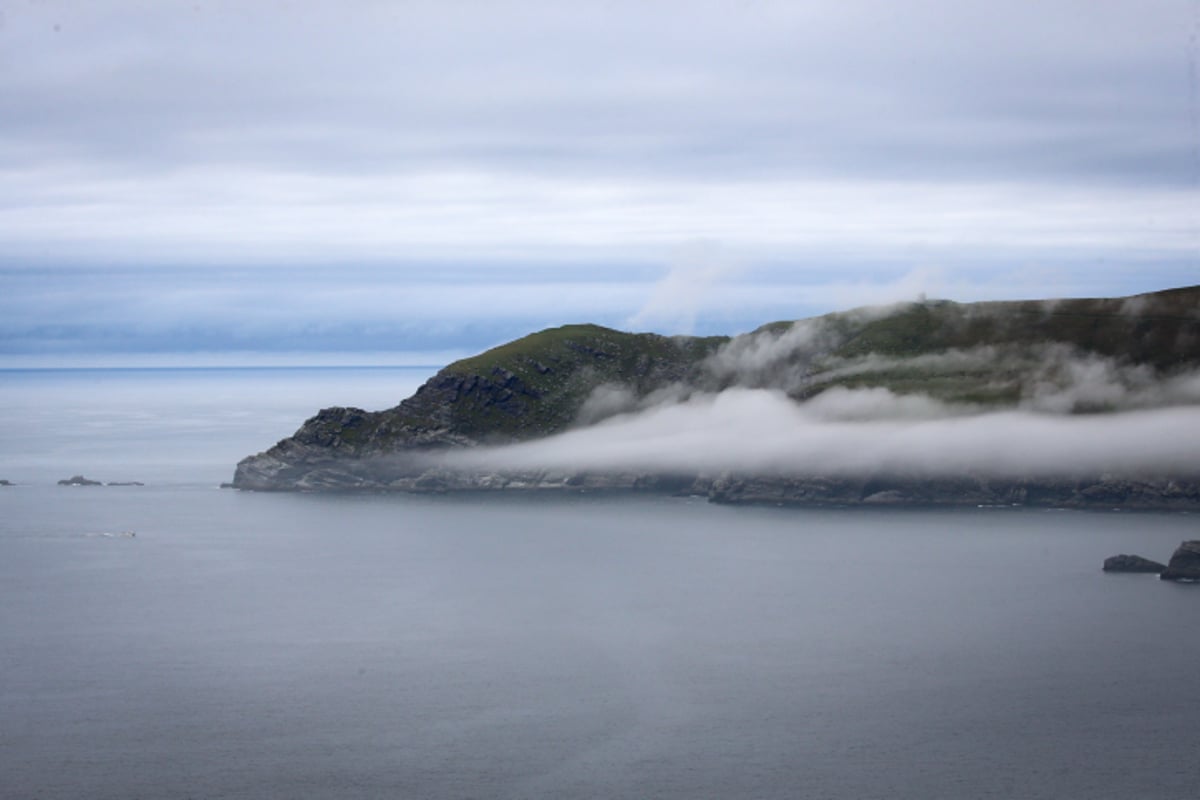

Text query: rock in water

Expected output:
[1159,540,1200,581]
[1102,554,1167,573]
[57,475,102,486]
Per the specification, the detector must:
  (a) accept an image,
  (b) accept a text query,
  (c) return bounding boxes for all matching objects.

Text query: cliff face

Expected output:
[233,325,727,490]
[1160,540,1200,580]
[233,286,1200,507]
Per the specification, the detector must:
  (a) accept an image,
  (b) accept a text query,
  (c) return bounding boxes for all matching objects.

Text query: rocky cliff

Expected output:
[233,285,1200,507]
[1160,540,1200,580]
[233,324,726,490]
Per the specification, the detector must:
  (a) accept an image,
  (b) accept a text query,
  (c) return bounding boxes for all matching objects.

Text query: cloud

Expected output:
[3,166,1195,265]
[1022,347,1200,412]
[0,265,659,356]
[2,257,1193,363]
[4,1,1191,184]
[3,0,1196,261]
[704,305,891,389]
[2,0,1198,360]
[444,387,1200,479]
[625,241,745,333]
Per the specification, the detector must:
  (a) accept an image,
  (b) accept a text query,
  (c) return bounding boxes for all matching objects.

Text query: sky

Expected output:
[3,0,1199,366]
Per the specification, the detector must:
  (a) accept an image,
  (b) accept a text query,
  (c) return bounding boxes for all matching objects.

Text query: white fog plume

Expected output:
[699,295,1200,413]
[626,243,745,334]
[1022,347,1200,412]
[704,306,893,390]
[810,346,1200,413]
[574,382,694,427]
[443,387,1200,479]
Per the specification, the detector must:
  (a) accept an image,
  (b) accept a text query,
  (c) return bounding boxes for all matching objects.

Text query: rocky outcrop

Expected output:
[231,406,462,492]
[55,475,143,487]
[58,475,102,486]
[1102,554,1167,573]
[1160,540,1200,581]
[231,449,1200,509]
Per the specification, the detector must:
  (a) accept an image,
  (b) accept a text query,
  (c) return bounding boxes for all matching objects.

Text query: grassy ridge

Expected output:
[832,291,1199,366]
[298,285,1200,453]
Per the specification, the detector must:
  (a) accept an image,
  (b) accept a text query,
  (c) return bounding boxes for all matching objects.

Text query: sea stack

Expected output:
[1159,541,1200,581]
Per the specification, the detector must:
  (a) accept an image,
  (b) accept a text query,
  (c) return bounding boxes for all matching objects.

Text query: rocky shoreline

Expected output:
[231,448,1200,510]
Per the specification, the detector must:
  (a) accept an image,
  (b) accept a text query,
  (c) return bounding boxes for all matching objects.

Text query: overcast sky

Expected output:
[2,0,1198,364]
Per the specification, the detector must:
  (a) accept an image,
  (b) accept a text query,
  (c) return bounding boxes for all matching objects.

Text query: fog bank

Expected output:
[444,387,1200,479]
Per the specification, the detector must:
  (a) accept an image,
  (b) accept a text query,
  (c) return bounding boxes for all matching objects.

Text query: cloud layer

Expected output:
[2,1,1198,360]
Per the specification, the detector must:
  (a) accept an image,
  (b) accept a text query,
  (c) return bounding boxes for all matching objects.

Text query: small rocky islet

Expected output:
[1104,541,1200,581]
[1102,554,1168,573]
[57,475,144,487]
[57,475,103,486]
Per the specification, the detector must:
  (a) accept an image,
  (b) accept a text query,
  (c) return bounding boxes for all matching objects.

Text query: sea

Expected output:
[1,367,1197,800]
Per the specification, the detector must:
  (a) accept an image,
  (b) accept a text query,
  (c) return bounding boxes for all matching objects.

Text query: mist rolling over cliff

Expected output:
[233,285,1200,507]
[444,391,1200,480]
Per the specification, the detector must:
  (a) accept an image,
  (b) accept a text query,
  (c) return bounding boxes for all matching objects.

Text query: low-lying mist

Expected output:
[441,386,1200,479]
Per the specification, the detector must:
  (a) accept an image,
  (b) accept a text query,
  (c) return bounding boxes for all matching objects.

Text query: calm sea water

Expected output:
[0,367,434,486]
[1,369,1197,799]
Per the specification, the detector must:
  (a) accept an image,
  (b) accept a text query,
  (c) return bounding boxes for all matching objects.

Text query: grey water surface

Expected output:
[1,368,1197,799]
[2,488,1198,800]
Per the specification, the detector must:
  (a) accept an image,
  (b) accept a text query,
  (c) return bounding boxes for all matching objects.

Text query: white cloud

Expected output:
[2,0,1197,360]
[445,387,1200,479]
[625,241,746,333]
[2,165,1194,264]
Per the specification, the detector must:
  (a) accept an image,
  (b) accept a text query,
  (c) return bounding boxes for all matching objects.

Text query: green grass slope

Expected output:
[774,286,1200,407]
[317,324,728,452]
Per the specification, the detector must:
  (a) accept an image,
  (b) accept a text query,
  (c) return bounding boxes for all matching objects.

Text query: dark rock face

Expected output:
[1102,554,1166,573]
[58,475,101,486]
[1160,540,1200,581]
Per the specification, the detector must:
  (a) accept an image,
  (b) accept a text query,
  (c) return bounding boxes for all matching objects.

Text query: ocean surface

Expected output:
[1,367,1198,799]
